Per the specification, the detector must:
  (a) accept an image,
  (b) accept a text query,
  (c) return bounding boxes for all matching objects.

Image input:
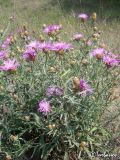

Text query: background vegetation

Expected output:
[0,0,120,50]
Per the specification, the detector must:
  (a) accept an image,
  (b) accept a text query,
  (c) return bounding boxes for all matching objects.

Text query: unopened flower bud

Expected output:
[92,12,97,21]
[81,59,89,65]
[11,37,16,43]
[92,33,100,38]
[6,155,12,160]
[43,24,46,28]
[0,29,4,35]
[26,67,31,72]
[69,60,76,65]
[10,135,18,141]
[73,77,80,91]
[80,141,86,148]
[93,26,98,31]
[13,94,18,100]
[10,52,15,56]
[83,38,86,43]
[52,124,56,128]
[48,124,53,130]
[99,43,106,49]
[48,124,56,129]
[0,85,4,91]
[48,67,57,73]
[24,31,29,36]
[24,116,30,121]
[39,34,45,42]
[16,46,21,52]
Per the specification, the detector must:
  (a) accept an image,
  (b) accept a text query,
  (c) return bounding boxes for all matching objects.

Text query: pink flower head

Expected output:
[43,24,62,35]
[86,40,92,46]
[38,42,53,53]
[79,79,93,96]
[46,86,64,97]
[90,48,105,59]
[73,33,84,41]
[2,35,12,49]
[0,58,19,72]
[26,41,40,51]
[103,54,119,68]
[38,100,51,115]
[0,51,7,59]
[22,48,37,61]
[78,13,88,21]
[52,42,72,54]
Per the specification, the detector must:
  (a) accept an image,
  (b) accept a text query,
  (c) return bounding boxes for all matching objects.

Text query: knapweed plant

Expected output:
[0,13,119,160]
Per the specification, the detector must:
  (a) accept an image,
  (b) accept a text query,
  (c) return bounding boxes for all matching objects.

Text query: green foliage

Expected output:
[0,17,119,160]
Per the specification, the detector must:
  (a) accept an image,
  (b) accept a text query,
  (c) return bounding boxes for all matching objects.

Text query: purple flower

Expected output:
[73,33,84,41]
[22,48,37,61]
[26,41,40,50]
[52,42,72,54]
[38,42,53,53]
[90,48,105,59]
[0,51,7,59]
[79,79,93,96]
[86,40,92,46]
[2,36,12,49]
[22,41,41,61]
[55,87,64,96]
[0,58,19,72]
[103,54,119,68]
[78,13,88,21]
[38,100,51,115]
[46,86,64,97]
[43,24,62,35]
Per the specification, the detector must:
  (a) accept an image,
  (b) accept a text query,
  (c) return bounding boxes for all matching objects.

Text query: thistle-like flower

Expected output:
[78,13,88,21]
[26,40,40,51]
[0,58,19,72]
[73,78,93,96]
[86,40,92,46]
[73,33,84,41]
[79,79,93,96]
[0,51,7,59]
[103,54,119,68]
[90,48,105,59]
[22,48,37,61]
[38,42,53,53]
[43,24,62,35]
[52,42,72,54]
[46,86,64,97]
[38,100,51,115]
[2,35,12,49]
